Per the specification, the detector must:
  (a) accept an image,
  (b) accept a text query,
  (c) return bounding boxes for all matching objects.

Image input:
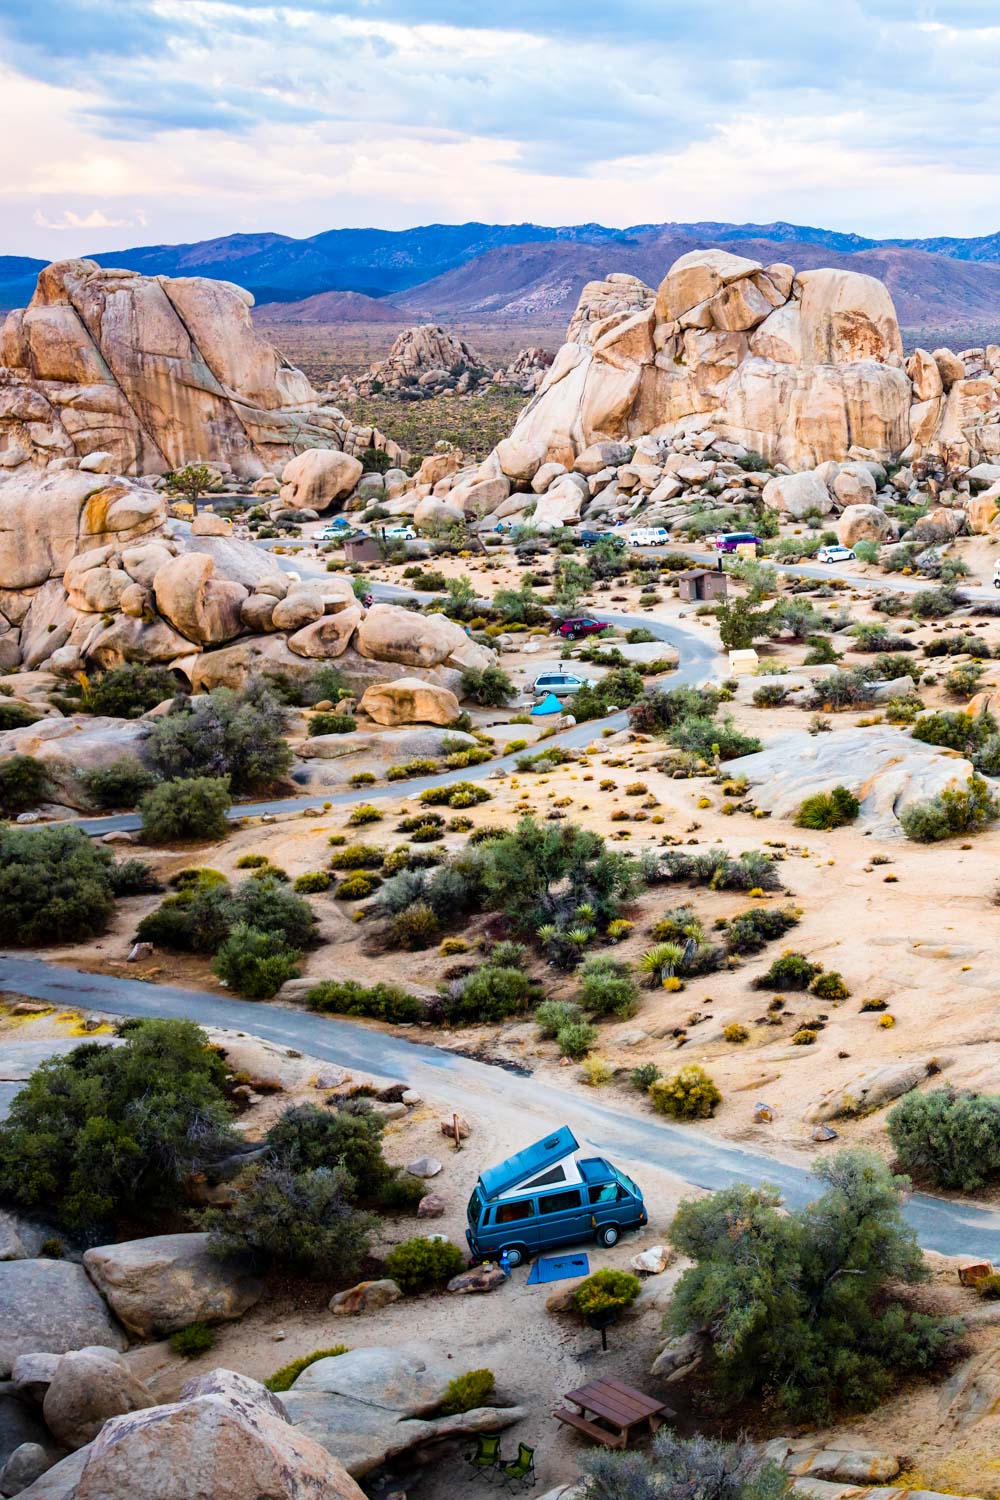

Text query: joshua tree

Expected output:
[165,464,215,514]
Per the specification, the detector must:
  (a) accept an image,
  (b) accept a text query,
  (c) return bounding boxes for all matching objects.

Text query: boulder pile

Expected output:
[0,259,404,479]
[333,324,490,401]
[491,347,553,393]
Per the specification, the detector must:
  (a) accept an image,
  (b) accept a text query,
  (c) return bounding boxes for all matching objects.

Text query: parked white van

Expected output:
[627,526,669,547]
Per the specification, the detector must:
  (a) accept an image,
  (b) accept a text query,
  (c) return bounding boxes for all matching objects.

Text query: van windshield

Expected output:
[467,1187,484,1225]
[613,1167,639,1198]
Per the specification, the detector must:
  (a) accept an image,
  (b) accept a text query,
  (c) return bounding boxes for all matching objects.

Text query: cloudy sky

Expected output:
[2,0,999,258]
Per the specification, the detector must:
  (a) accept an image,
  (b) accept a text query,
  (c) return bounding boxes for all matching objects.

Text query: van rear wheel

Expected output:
[501,1244,527,1268]
[596,1224,620,1248]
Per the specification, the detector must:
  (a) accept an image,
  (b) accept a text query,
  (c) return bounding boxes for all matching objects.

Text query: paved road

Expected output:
[2,953,999,1260]
[67,600,720,837]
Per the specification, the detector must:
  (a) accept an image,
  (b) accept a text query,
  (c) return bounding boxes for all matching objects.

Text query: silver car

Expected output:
[532,671,595,698]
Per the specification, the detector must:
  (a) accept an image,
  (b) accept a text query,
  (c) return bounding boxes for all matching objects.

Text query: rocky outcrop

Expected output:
[804,1060,942,1124]
[82,1233,263,1338]
[0,1261,126,1378]
[357,678,460,727]
[16,1368,364,1500]
[492,249,1000,472]
[492,347,553,393]
[281,1347,523,1478]
[278,451,364,513]
[334,325,488,401]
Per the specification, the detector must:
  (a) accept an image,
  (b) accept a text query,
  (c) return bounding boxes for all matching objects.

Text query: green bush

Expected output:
[0,754,49,817]
[204,1163,375,1278]
[137,875,316,956]
[211,923,301,998]
[441,965,538,1024]
[752,683,789,708]
[334,870,382,900]
[573,1268,641,1318]
[753,951,822,990]
[630,1063,661,1091]
[460,666,516,706]
[723,907,799,957]
[309,713,356,736]
[140,776,232,843]
[305,979,423,1024]
[0,1018,234,1231]
[330,843,384,870]
[535,999,582,1038]
[385,1236,465,1294]
[86,664,181,718]
[438,1368,496,1415]
[145,683,291,792]
[911,585,961,619]
[109,858,161,896]
[795,785,860,830]
[912,709,978,751]
[0,701,38,731]
[169,1322,216,1358]
[888,1087,1000,1191]
[81,758,159,810]
[578,956,639,1018]
[810,970,850,1001]
[581,1432,795,1499]
[418,781,491,808]
[387,759,438,781]
[667,1149,964,1423]
[900,775,1000,842]
[557,1020,598,1059]
[293,870,332,893]
[649,1065,721,1119]
[388,902,440,949]
[265,1347,348,1393]
[661,847,781,893]
[0,824,118,944]
[267,1102,412,1207]
[348,803,383,825]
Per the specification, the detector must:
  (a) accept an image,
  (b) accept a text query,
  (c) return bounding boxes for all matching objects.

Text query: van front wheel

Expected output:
[501,1244,527,1268]
[596,1224,620,1248]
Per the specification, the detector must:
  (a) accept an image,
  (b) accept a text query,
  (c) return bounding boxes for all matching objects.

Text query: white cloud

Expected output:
[32,207,150,231]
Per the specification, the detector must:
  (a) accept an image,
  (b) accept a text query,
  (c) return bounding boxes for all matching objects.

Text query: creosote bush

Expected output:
[385,1236,465,1294]
[305,978,423,1024]
[140,776,232,843]
[573,1268,641,1318]
[649,1065,721,1120]
[901,775,999,843]
[581,1431,792,1500]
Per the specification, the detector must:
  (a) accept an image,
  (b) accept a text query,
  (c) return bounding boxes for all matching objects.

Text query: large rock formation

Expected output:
[82,1233,263,1338]
[0,260,404,478]
[335,325,488,401]
[496,249,1000,471]
[0,1261,126,1378]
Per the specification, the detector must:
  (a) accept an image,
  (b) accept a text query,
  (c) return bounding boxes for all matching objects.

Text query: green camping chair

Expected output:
[466,1432,503,1480]
[500,1443,537,1489]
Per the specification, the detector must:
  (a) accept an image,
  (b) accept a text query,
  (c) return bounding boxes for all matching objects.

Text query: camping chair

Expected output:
[500,1443,537,1489]
[466,1433,503,1481]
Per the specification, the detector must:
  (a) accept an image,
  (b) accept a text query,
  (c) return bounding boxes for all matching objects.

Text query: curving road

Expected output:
[2,952,1000,1260]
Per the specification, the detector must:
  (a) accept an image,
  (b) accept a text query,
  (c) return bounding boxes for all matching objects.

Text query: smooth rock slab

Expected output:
[0,1262,126,1378]
[82,1233,262,1338]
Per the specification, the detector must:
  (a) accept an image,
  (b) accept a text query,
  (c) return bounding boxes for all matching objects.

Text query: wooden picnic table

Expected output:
[553,1376,669,1449]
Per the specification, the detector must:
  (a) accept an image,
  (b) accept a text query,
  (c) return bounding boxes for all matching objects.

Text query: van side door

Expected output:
[588,1179,632,1230]
[535,1187,588,1251]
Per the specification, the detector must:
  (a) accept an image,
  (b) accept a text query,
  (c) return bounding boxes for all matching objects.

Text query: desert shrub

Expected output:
[137,874,316,956]
[630,1063,661,1091]
[0,824,118,944]
[752,683,789,708]
[662,847,781,893]
[486,938,529,967]
[573,1268,641,1318]
[945,663,986,699]
[265,1347,348,1393]
[570,667,647,723]
[308,712,356,736]
[803,634,840,666]
[0,754,49,817]
[169,1322,216,1358]
[438,1369,495,1415]
[476,816,645,934]
[78,758,158,809]
[535,999,582,1038]
[85,664,181,718]
[267,1102,407,1204]
[578,956,639,1018]
[582,1054,613,1086]
[581,1431,793,1500]
[418,781,491,809]
[900,775,1000,842]
[334,871,382,900]
[388,902,440,949]
[911,709,979,751]
[649,1064,721,1119]
[723,907,799,956]
[628,685,721,735]
[810,667,878,710]
[753,952,822,990]
[108,857,161,896]
[850,623,915,653]
[347,803,383,825]
[385,1236,465,1294]
[669,714,762,762]
[145,682,291,792]
[723,1023,750,1043]
[810,970,850,1001]
[441,964,538,1024]
[0,1018,234,1231]
[330,843,385,870]
[557,1021,599,1059]
[888,1087,1000,1191]
[387,759,438,781]
[0,701,38,731]
[795,785,860,830]
[667,1149,964,1423]
[460,666,516,706]
[976,1274,1000,1299]
[911,585,961,619]
[140,777,232,843]
[293,870,332,893]
[305,978,423,1024]
[204,1162,375,1277]
[211,924,301,999]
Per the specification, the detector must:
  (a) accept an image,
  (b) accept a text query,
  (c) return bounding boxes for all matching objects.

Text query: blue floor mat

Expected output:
[527,1253,590,1285]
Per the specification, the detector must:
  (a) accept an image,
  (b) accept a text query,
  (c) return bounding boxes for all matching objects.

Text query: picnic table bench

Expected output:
[553,1377,669,1450]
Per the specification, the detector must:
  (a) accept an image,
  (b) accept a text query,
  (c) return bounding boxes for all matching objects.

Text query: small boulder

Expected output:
[837,504,894,547]
[417,1195,446,1220]
[358,679,459,727]
[190,513,231,537]
[761,470,834,519]
[447,1266,506,1295]
[42,1350,155,1450]
[271,592,324,631]
[0,1261,126,1378]
[405,1157,442,1179]
[82,1232,263,1338]
[280,449,364,513]
[0,1441,52,1495]
[328,1280,402,1316]
[630,1246,671,1276]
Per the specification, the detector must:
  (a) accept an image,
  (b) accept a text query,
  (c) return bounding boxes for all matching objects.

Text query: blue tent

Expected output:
[531,692,564,716]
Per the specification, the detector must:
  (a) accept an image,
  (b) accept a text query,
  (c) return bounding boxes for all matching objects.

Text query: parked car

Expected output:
[816,544,857,564]
[555,616,609,640]
[713,531,764,553]
[531,671,594,698]
[317,522,364,540]
[381,524,417,541]
[579,529,626,550]
[627,526,670,547]
[466,1126,647,1266]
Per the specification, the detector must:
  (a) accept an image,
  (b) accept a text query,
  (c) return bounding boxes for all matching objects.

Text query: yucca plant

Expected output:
[639,941,685,986]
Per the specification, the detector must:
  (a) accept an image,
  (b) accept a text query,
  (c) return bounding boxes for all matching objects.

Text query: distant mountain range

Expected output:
[3,221,1000,335]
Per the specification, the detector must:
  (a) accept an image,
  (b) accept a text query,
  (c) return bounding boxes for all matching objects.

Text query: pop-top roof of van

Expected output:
[478,1126,578,1200]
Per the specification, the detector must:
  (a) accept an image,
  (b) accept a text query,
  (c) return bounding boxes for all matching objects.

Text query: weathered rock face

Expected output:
[357,678,460,727]
[500,248,1000,471]
[0,259,403,479]
[0,1261,126,1378]
[837,504,896,547]
[492,347,553,393]
[0,471,165,591]
[82,1233,263,1338]
[279,451,364,513]
[335,325,488,401]
[20,1368,364,1500]
[42,1351,155,1450]
[355,603,491,672]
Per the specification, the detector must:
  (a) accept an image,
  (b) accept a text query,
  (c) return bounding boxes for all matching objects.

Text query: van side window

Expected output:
[496,1199,533,1224]
[538,1189,582,1215]
[589,1183,617,1205]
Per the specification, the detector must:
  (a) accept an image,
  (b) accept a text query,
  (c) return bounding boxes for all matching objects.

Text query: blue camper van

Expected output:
[466,1127,646,1267]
